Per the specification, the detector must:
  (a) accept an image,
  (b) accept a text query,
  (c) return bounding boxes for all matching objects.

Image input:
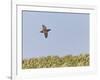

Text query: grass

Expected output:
[22,53,89,69]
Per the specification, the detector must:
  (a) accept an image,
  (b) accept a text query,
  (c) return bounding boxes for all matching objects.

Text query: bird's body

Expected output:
[40,25,51,38]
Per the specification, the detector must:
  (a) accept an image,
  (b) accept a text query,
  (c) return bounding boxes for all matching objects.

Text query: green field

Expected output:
[22,54,89,69]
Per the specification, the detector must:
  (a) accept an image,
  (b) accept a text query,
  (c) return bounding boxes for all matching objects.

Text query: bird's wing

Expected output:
[44,33,48,38]
[47,29,51,32]
[40,30,43,33]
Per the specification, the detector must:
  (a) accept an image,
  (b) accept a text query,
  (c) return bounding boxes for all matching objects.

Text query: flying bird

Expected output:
[40,25,51,38]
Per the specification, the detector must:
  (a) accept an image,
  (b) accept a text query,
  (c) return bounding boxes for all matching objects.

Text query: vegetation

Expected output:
[22,54,89,69]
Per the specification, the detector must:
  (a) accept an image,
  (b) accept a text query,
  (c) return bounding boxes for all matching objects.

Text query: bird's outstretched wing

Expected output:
[40,30,43,33]
[44,33,48,38]
[47,29,51,32]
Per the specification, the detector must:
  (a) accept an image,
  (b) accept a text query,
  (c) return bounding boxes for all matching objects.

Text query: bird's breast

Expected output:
[43,30,48,33]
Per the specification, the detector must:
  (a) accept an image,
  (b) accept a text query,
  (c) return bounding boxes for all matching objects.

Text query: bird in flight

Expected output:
[40,25,51,38]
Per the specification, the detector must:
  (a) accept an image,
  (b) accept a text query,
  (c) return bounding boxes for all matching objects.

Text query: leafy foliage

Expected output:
[22,54,89,69]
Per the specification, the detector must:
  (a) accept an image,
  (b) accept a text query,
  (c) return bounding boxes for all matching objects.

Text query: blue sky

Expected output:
[22,11,89,59]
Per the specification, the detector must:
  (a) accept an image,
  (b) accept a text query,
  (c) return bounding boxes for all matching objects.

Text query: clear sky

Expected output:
[22,10,89,59]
